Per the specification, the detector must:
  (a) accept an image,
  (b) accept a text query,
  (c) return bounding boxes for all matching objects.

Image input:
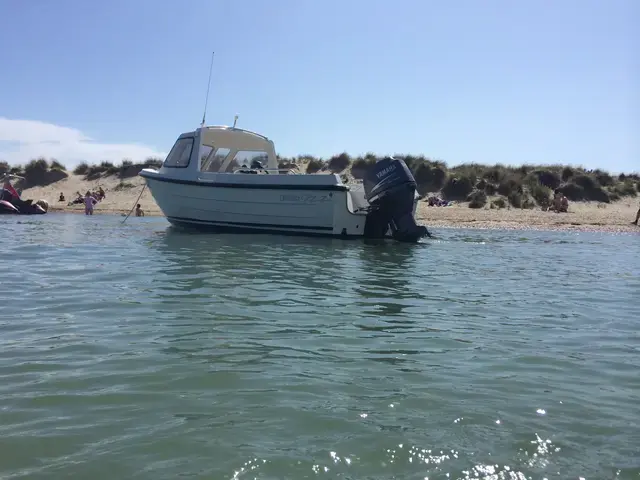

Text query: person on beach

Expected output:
[633,205,640,225]
[84,191,96,215]
[550,191,568,213]
[135,204,144,217]
[2,179,20,200]
[560,195,568,212]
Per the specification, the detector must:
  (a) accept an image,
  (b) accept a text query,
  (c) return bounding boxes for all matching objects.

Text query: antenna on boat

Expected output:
[200,51,215,128]
[232,114,238,128]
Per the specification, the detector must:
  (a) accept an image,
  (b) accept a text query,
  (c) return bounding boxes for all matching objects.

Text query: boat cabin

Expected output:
[161,125,281,175]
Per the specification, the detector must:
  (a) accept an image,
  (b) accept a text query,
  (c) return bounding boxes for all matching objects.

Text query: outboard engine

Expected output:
[362,157,429,242]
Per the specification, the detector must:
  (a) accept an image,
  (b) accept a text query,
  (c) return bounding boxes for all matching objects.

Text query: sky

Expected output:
[0,0,637,172]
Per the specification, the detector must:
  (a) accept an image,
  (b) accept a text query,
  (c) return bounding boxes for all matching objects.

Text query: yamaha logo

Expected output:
[376,164,396,179]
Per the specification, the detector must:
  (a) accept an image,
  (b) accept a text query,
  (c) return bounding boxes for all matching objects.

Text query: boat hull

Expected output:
[0,200,19,214]
[166,216,355,238]
[0,199,46,215]
[141,173,372,238]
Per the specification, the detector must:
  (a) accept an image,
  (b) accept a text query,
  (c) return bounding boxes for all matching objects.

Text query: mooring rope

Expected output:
[121,184,147,224]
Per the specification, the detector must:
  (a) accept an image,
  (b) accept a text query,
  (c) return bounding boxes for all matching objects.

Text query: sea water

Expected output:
[0,213,638,479]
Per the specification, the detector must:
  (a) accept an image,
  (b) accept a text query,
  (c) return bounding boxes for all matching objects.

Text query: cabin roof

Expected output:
[176,125,275,153]
[202,125,270,141]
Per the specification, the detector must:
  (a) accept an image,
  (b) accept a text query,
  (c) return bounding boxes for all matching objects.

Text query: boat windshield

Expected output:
[200,147,271,173]
[200,146,231,172]
[234,151,269,170]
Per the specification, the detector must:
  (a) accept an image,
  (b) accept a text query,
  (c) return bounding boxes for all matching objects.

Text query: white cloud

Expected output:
[0,117,166,167]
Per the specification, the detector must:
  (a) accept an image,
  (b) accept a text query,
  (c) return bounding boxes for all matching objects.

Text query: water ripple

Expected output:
[0,214,639,479]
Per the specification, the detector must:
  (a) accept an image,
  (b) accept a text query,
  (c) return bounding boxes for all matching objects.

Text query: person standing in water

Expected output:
[84,191,96,215]
[135,204,144,217]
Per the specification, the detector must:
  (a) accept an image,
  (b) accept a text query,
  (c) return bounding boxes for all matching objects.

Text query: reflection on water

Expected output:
[354,242,428,318]
[0,214,639,479]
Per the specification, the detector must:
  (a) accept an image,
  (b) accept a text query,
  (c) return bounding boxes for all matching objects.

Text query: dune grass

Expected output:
[280,153,639,209]
[2,154,638,209]
[0,157,164,188]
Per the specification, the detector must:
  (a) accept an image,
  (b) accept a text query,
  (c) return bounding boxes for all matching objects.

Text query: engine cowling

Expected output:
[362,157,429,242]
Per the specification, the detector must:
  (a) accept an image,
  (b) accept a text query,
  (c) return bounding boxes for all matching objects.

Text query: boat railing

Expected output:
[1,174,26,183]
[232,166,303,175]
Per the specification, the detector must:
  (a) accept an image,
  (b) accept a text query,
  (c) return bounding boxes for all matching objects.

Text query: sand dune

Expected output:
[17,172,640,233]
[21,173,162,216]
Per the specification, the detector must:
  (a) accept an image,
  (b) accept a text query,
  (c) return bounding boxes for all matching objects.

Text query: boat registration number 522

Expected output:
[280,194,330,203]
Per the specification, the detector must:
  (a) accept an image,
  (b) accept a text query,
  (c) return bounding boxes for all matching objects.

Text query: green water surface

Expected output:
[1,214,638,479]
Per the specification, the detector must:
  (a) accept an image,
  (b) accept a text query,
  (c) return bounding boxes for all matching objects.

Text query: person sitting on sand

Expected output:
[70,192,84,205]
[59,192,65,202]
[84,191,97,215]
[549,191,568,213]
[135,204,144,217]
[633,205,640,225]
[559,195,568,213]
[428,195,448,207]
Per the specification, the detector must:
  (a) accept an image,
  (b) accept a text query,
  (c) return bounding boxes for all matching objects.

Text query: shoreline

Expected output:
[424,220,639,233]
[45,204,640,234]
[15,173,640,234]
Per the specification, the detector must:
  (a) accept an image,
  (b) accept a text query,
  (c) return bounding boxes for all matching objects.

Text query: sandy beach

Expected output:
[18,172,640,233]
[419,200,640,233]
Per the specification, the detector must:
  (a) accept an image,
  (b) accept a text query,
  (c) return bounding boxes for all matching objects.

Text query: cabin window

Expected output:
[230,151,270,172]
[199,145,213,169]
[163,137,194,168]
[200,147,231,172]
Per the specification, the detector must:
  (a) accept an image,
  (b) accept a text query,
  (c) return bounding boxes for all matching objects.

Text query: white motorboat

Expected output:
[139,124,431,242]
